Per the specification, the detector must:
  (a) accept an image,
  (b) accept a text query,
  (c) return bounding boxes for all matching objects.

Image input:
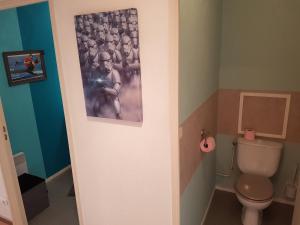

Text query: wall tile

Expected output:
[217,89,240,136]
[286,92,300,143]
[180,92,218,193]
[217,89,300,143]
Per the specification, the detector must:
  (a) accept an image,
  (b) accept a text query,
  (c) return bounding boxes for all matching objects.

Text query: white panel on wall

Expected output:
[238,92,291,139]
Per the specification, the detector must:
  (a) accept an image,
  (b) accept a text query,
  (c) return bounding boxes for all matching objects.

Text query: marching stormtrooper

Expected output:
[91,51,122,119]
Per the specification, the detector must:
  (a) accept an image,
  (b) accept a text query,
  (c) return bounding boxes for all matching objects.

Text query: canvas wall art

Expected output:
[74,8,143,122]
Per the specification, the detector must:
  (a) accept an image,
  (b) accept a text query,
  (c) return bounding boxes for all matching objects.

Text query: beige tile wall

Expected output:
[180,89,300,194]
[217,89,300,143]
[180,92,218,193]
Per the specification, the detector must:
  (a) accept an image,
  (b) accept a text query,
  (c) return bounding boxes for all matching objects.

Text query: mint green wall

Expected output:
[0,8,46,178]
[273,142,300,200]
[216,134,300,202]
[215,134,240,191]
[217,0,300,204]
[181,152,216,225]
[179,0,222,123]
[180,0,222,224]
[219,0,300,91]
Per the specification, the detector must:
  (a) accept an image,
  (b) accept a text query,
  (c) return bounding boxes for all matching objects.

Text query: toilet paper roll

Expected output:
[200,136,216,153]
[244,129,255,140]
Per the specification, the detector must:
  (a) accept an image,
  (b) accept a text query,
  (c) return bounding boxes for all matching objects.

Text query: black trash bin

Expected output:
[18,173,49,221]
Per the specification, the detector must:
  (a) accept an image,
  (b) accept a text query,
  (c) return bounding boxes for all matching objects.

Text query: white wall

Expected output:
[50,0,178,225]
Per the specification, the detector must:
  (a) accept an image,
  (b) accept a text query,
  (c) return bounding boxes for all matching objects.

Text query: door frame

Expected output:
[0,99,28,225]
[0,1,84,225]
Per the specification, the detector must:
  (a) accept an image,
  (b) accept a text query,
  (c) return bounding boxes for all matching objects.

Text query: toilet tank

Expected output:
[237,138,282,177]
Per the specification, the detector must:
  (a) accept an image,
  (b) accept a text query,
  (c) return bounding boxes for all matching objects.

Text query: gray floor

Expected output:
[204,190,294,225]
[29,169,79,225]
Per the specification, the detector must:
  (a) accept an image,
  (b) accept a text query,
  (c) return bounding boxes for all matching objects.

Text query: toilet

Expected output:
[235,137,282,225]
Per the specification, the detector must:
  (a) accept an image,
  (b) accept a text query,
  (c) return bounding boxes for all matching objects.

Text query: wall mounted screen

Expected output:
[2,50,47,86]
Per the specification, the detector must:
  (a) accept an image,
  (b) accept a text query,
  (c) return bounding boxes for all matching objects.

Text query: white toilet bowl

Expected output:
[235,174,273,225]
[236,192,272,225]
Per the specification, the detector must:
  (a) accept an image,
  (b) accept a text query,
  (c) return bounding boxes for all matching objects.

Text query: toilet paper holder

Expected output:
[200,129,209,148]
[199,129,216,153]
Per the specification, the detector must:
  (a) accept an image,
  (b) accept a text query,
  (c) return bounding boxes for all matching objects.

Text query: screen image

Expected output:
[7,53,43,81]
[2,50,47,86]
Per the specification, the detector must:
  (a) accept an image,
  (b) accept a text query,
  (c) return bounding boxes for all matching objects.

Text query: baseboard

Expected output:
[200,188,216,225]
[215,185,235,193]
[46,165,71,183]
[215,185,295,206]
[273,197,294,206]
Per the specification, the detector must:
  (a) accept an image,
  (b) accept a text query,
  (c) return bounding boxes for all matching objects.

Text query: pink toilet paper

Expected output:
[244,129,255,140]
[200,136,216,153]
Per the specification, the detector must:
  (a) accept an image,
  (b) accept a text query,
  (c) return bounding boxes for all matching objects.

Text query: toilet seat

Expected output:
[235,174,273,202]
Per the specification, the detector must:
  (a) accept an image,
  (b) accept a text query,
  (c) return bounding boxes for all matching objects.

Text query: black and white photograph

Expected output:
[74,8,143,122]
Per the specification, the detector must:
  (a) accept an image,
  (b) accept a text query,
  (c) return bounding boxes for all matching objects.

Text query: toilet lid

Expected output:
[235,174,273,201]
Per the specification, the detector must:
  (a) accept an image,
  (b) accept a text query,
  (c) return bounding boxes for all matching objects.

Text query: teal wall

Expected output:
[17,2,70,177]
[179,0,222,123]
[0,8,46,178]
[219,0,300,91]
[180,0,222,224]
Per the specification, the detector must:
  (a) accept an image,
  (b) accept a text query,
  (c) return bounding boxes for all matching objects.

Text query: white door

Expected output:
[0,99,28,225]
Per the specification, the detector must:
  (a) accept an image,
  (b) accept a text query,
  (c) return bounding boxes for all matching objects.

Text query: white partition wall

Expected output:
[49,0,179,225]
